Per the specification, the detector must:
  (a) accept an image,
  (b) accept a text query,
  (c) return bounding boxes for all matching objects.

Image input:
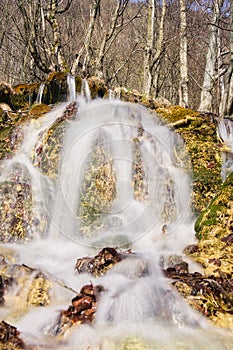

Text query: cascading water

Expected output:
[218,118,233,180]
[0,81,232,349]
[36,83,45,104]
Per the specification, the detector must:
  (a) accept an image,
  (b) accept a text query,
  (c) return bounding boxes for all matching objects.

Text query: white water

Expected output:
[67,74,76,102]
[36,83,45,104]
[218,118,233,180]
[0,90,232,349]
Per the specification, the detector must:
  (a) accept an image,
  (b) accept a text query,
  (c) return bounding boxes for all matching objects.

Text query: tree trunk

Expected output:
[71,0,101,76]
[199,0,223,112]
[143,0,155,97]
[179,0,188,107]
[152,0,166,97]
[221,0,233,118]
[94,0,129,79]
[48,0,67,71]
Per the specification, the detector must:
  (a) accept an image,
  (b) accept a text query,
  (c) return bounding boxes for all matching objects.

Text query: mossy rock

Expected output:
[46,71,67,83]
[0,83,14,109]
[12,83,40,110]
[156,105,199,123]
[87,76,108,99]
[31,102,77,179]
[75,76,82,94]
[0,125,23,160]
[0,261,50,322]
[115,87,171,110]
[29,103,51,118]
[0,107,9,125]
[0,161,48,243]
[156,108,222,213]
[186,172,233,276]
[44,72,70,104]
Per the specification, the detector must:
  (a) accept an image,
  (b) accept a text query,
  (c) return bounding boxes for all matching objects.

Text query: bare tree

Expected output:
[179,0,188,106]
[71,0,101,76]
[94,0,130,78]
[199,0,224,112]
[143,0,155,97]
[143,0,167,97]
[220,0,233,117]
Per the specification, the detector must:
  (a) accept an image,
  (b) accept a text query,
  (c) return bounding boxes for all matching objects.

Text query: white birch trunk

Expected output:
[143,0,155,97]
[152,0,167,96]
[199,0,223,112]
[47,0,67,71]
[94,1,123,78]
[220,0,233,118]
[179,0,188,107]
[71,0,101,76]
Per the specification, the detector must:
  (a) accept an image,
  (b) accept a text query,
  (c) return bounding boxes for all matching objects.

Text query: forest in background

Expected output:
[0,0,232,116]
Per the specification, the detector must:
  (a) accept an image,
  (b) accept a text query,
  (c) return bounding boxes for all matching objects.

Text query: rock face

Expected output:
[75,247,133,277]
[0,163,46,243]
[183,171,233,329]
[164,261,233,329]
[48,283,104,337]
[32,102,77,179]
[0,258,51,318]
[0,321,25,350]
[12,83,40,110]
[156,106,222,214]
[188,172,233,276]
[155,105,233,329]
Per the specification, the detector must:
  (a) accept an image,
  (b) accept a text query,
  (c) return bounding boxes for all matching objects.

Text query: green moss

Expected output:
[29,104,51,118]
[156,107,222,214]
[12,83,40,110]
[47,71,67,82]
[75,76,82,93]
[156,105,200,123]
[87,77,108,99]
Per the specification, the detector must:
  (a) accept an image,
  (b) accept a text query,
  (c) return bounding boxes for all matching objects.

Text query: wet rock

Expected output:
[185,244,199,254]
[29,104,51,118]
[49,283,104,336]
[188,172,233,276]
[166,261,189,275]
[164,263,233,328]
[0,276,4,304]
[156,107,222,213]
[221,233,233,244]
[0,164,46,242]
[0,274,13,305]
[12,83,40,110]
[78,138,117,236]
[0,320,25,349]
[132,136,148,201]
[87,76,108,99]
[26,271,50,306]
[75,247,133,277]
[31,102,77,178]
[115,87,171,109]
[44,72,69,104]
[0,83,14,110]
[0,124,23,160]
[0,262,50,320]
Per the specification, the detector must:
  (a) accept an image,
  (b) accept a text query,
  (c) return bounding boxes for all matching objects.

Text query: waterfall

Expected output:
[81,78,91,102]
[50,100,192,251]
[0,86,232,349]
[36,83,45,104]
[218,118,233,180]
[67,73,76,102]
